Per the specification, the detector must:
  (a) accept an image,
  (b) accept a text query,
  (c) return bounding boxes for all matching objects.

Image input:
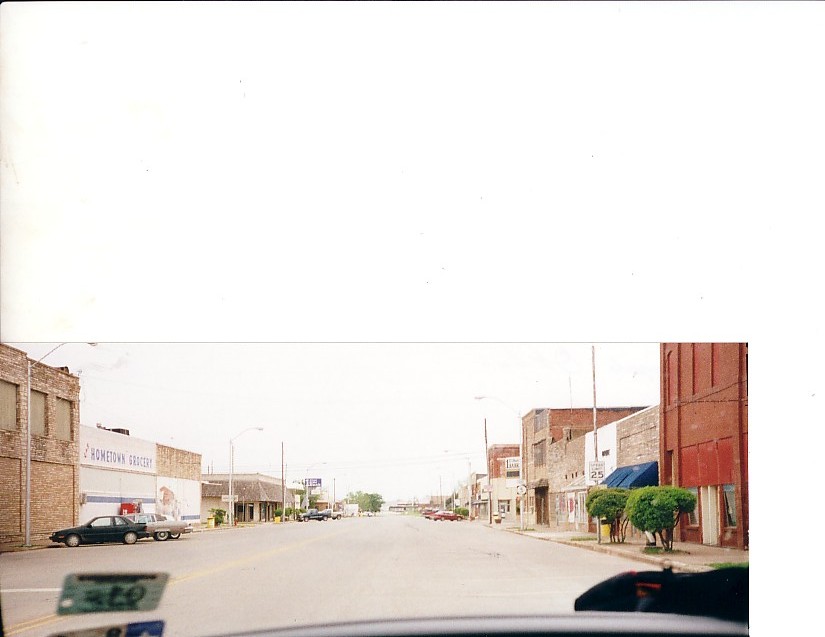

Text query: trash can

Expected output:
[207,517,215,528]
[274,516,281,524]
[600,520,611,540]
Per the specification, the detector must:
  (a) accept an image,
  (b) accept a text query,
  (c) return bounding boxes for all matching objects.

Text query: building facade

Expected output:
[487,444,521,521]
[523,406,647,528]
[201,473,291,523]
[1,344,81,549]
[78,425,202,525]
[660,343,748,549]
[585,405,660,540]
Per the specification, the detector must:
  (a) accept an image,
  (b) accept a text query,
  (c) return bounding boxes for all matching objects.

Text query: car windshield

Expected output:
[6,1,810,635]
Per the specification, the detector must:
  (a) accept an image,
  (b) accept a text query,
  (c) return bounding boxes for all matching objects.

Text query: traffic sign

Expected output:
[588,461,605,480]
[221,495,238,502]
[516,484,527,496]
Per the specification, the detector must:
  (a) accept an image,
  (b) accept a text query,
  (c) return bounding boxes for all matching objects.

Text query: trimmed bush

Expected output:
[585,488,630,542]
[625,486,696,551]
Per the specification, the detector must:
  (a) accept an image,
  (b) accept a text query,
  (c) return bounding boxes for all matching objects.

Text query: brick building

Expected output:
[523,406,647,527]
[660,343,748,549]
[1,344,81,549]
[487,444,521,520]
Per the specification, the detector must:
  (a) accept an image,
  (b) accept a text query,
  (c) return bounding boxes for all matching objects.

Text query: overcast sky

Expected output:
[7,341,660,501]
[1,4,823,609]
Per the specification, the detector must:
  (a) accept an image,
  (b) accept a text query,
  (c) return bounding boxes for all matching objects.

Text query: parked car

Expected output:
[298,508,329,521]
[430,510,464,521]
[421,508,437,519]
[123,512,193,541]
[325,509,343,520]
[49,515,151,547]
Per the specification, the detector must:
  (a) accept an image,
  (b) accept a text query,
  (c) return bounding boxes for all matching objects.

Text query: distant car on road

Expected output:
[430,510,464,521]
[421,508,437,519]
[49,515,150,547]
[123,512,193,541]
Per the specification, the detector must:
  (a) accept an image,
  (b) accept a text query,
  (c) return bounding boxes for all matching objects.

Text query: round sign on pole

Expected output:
[516,484,527,496]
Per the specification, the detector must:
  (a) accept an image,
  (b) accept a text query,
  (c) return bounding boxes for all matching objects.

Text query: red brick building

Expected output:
[660,343,748,549]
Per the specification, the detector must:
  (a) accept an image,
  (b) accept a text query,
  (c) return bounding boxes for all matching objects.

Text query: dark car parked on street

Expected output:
[298,508,329,522]
[49,515,151,547]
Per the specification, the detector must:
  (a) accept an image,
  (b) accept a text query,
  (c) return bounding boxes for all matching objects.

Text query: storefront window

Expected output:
[723,484,737,527]
[686,487,699,526]
[576,492,587,524]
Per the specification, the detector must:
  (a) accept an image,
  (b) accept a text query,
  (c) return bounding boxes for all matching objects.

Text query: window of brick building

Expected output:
[686,487,699,526]
[532,441,546,466]
[1,380,18,430]
[30,390,46,436]
[55,397,73,441]
[533,410,546,433]
[723,484,737,527]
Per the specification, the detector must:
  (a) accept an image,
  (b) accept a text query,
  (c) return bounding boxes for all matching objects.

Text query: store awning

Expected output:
[601,461,658,489]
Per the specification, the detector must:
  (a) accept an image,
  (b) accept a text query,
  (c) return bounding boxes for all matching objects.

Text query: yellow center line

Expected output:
[5,613,64,636]
[170,528,347,585]
[5,528,348,635]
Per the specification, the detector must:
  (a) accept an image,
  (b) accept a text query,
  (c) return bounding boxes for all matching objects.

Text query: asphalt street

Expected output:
[1,515,654,637]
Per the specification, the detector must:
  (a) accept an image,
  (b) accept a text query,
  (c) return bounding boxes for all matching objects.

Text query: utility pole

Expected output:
[592,345,601,544]
[592,345,598,460]
[484,418,492,524]
[281,442,285,522]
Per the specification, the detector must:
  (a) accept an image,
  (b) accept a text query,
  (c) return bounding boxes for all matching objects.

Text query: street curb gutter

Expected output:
[493,526,713,573]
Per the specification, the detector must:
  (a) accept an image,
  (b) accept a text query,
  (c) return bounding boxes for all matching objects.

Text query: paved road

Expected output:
[1,516,654,636]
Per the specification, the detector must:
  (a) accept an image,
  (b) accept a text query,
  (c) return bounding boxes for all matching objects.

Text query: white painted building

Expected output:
[79,425,201,525]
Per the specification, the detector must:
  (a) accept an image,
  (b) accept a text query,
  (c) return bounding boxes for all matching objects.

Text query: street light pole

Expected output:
[228,427,263,526]
[25,343,95,546]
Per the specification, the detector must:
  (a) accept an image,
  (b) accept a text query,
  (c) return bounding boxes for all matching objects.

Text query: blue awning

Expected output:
[601,461,658,489]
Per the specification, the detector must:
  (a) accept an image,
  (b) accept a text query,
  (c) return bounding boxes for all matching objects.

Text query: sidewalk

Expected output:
[484,522,748,573]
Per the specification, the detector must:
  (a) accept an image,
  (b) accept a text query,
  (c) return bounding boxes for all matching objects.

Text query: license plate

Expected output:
[57,573,169,615]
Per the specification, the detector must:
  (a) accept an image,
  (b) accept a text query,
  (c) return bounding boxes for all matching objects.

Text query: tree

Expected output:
[625,486,697,551]
[585,488,630,543]
[347,491,385,513]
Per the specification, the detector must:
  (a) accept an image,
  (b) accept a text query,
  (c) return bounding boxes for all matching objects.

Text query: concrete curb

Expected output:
[493,526,714,573]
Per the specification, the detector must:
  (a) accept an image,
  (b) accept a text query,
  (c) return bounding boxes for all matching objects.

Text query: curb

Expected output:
[499,527,714,573]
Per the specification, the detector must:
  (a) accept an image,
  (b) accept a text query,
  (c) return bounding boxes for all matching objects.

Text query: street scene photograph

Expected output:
[1,341,748,637]
[2,1,821,637]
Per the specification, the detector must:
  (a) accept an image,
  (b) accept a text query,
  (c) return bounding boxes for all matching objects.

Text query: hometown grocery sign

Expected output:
[80,425,157,474]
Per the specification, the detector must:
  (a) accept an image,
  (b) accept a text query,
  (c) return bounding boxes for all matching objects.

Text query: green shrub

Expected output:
[209,508,226,526]
[585,488,630,542]
[625,486,696,551]
[455,507,469,518]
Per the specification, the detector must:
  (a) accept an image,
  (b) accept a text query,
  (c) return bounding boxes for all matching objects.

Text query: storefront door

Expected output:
[700,485,720,546]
